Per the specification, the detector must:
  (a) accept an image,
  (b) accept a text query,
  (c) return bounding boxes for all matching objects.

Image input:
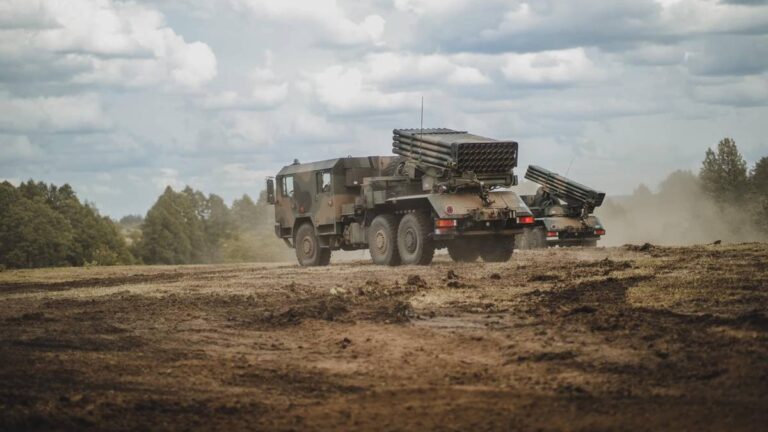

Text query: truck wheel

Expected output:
[531,227,547,248]
[397,213,435,265]
[369,214,400,266]
[447,240,480,262]
[319,248,332,265]
[294,223,328,266]
[480,238,514,262]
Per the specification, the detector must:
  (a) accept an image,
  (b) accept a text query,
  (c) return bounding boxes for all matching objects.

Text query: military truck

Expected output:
[515,165,606,248]
[266,128,535,266]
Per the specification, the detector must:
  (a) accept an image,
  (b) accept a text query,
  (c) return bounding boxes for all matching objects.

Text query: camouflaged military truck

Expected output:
[266,128,535,266]
[515,165,606,248]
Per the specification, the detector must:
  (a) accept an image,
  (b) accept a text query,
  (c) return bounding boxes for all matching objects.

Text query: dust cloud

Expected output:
[595,171,765,246]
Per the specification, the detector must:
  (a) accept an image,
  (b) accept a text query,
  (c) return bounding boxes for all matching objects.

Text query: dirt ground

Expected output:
[1,243,767,431]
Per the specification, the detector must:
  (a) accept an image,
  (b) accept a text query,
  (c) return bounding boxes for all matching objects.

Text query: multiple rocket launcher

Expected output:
[524,165,605,213]
[390,128,605,212]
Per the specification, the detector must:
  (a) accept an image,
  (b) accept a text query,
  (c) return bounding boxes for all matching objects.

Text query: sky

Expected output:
[1,0,767,218]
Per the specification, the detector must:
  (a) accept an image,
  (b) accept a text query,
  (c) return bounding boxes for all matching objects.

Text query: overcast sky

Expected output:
[1,0,767,217]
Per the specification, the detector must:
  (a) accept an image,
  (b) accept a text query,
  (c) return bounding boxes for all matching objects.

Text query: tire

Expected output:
[368,214,400,266]
[531,227,547,249]
[294,223,329,266]
[397,213,435,265]
[480,237,514,262]
[319,248,332,265]
[447,239,480,262]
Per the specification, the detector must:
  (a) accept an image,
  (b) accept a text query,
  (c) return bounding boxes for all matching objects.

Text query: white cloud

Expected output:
[232,0,385,46]
[303,51,493,114]
[393,0,473,15]
[0,0,217,90]
[365,52,492,86]
[0,134,43,163]
[306,64,419,114]
[0,94,111,133]
[152,168,185,190]
[198,57,289,110]
[501,48,605,85]
[214,163,273,187]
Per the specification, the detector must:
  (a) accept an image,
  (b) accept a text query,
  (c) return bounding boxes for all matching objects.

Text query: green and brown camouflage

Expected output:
[267,129,535,266]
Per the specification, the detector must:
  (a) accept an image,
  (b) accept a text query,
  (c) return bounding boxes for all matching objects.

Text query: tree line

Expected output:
[700,138,768,233]
[131,186,290,265]
[0,181,133,268]
[0,182,289,269]
[599,138,767,245]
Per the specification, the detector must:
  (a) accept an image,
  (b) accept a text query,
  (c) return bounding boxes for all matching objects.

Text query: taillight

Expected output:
[517,215,535,224]
[546,231,558,238]
[595,229,606,236]
[435,219,458,228]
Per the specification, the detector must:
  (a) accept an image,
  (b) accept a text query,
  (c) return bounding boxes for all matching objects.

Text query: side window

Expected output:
[281,176,294,198]
[317,171,331,193]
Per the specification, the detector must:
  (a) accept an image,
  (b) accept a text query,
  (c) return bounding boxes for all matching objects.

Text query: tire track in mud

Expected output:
[0,267,286,295]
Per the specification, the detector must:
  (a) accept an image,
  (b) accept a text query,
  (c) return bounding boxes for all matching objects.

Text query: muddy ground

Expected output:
[1,243,767,431]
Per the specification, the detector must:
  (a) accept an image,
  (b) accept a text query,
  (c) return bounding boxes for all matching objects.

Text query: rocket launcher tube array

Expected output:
[524,165,606,208]
[392,128,518,175]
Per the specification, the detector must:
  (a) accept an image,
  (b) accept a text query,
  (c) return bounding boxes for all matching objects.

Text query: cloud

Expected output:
[213,163,273,187]
[198,54,288,110]
[152,167,185,190]
[305,64,419,115]
[501,48,605,85]
[0,0,217,90]
[0,94,111,133]
[397,0,768,53]
[0,134,44,163]
[684,35,768,76]
[690,75,768,106]
[231,0,385,46]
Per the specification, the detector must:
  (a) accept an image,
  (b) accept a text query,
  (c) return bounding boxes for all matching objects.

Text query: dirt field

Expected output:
[1,243,767,431]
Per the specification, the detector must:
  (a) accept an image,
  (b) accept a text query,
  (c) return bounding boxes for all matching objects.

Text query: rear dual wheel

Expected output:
[368,214,400,266]
[447,239,480,262]
[479,237,515,262]
[397,213,434,265]
[368,213,435,266]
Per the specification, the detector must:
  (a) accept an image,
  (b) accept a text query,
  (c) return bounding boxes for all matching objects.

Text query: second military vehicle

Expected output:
[266,128,535,266]
[515,165,606,248]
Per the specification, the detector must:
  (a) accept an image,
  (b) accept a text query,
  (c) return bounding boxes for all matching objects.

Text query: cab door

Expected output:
[275,174,295,236]
[314,170,335,228]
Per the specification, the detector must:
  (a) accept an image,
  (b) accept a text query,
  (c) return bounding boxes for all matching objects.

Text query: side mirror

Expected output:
[266,178,275,204]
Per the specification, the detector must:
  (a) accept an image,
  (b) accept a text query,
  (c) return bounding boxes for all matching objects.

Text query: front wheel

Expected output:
[479,238,514,262]
[295,223,330,266]
[397,213,435,265]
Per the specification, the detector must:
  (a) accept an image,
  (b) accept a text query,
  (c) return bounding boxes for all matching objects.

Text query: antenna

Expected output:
[419,96,424,160]
[565,156,575,176]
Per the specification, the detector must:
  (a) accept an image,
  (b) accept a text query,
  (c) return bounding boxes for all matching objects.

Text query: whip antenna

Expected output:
[419,96,424,160]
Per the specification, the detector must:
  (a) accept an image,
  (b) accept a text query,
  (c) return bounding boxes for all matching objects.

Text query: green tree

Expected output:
[750,157,768,197]
[0,183,74,268]
[202,194,233,261]
[231,194,261,232]
[700,138,748,201]
[138,187,193,264]
[0,181,132,268]
[658,170,700,198]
